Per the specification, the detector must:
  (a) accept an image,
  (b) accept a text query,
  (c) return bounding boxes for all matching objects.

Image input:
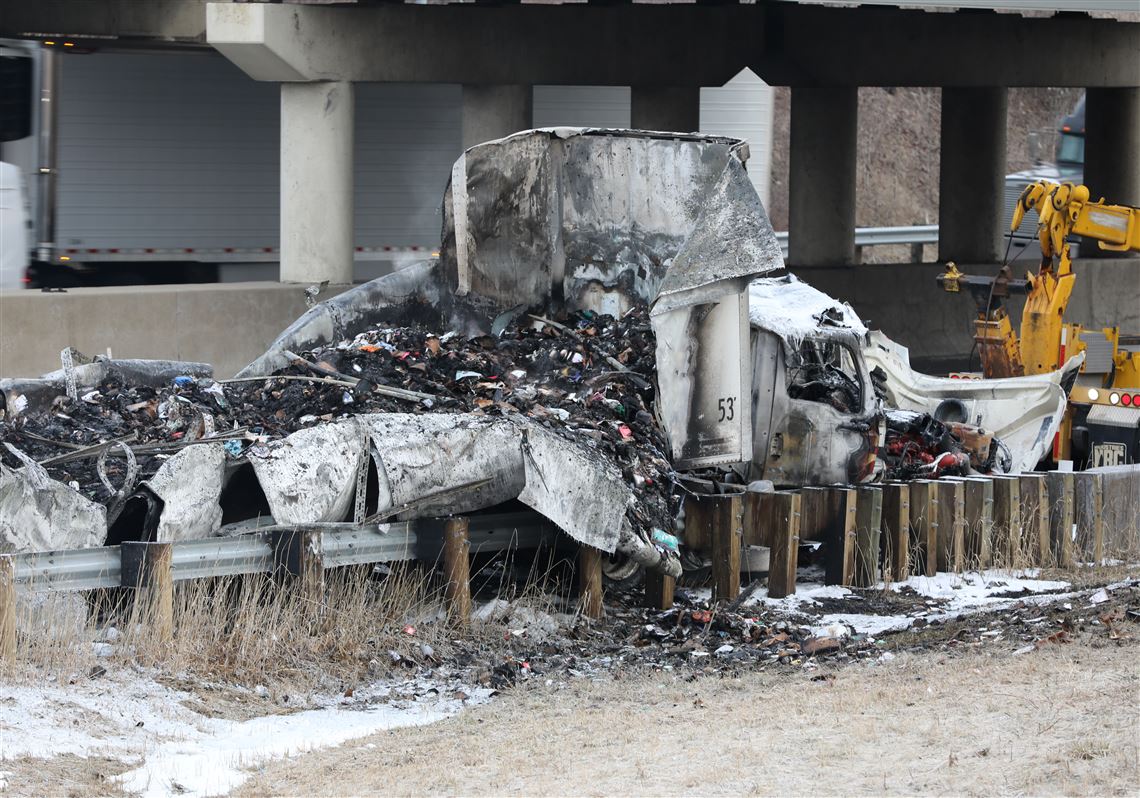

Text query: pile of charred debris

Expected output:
[0,305,680,560]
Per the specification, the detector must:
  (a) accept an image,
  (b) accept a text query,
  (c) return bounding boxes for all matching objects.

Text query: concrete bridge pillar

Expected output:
[938,87,1007,264]
[1083,87,1140,258]
[789,86,857,267]
[462,84,533,150]
[280,81,355,285]
[630,86,700,133]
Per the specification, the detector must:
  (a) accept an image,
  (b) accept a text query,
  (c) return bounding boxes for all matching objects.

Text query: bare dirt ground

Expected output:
[236,639,1139,798]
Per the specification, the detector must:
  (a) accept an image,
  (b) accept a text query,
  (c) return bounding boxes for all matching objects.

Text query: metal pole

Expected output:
[36,46,59,264]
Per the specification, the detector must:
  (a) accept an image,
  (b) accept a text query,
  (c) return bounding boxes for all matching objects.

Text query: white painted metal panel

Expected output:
[701,68,773,208]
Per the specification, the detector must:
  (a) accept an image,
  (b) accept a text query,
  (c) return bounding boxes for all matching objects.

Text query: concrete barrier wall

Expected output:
[1,257,1137,380]
[792,258,1140,373]
[0,282,346,379]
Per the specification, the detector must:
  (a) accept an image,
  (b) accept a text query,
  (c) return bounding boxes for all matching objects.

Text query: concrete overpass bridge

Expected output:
[1,0,1138,375]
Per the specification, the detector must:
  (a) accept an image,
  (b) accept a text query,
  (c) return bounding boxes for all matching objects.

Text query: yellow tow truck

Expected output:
[939,180,1140,467]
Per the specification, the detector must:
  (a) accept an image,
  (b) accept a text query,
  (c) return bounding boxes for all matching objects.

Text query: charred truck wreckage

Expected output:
[0,130,1082,585]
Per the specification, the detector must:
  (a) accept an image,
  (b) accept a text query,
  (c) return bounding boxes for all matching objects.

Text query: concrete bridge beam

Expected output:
[198,2,1140,89]
[630,87,700,133]
[788,86,857,267]
[461,85,533,151]
[1083,87,1140,260]
[280,81,354,285]
[938,87,1008,265]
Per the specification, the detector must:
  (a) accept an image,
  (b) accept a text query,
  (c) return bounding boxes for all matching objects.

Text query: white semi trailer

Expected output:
[0,39,772,290]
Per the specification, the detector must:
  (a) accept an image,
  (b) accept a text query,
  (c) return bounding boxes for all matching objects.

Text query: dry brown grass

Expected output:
[236,640,1140,798]
[3,565,474,691]
[4,546,581,694]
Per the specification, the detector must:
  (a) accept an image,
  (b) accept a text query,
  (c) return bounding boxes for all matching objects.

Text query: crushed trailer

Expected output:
[0,129,1087,593]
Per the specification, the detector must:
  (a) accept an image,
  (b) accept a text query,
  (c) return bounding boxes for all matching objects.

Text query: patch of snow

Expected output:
[757,569,1080,635]
[816,613,913,636]
[118,699,463,798]
[809,622,852,639]
[748,275,867,344]
[753,582,852,609]
[0,668,490,798]
[888,570,1070,614]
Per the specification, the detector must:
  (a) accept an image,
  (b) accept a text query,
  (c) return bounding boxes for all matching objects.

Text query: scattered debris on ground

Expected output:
[452,572,1139,687]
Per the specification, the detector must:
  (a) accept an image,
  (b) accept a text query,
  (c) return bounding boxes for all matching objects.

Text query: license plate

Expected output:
[1092,443,1127,468]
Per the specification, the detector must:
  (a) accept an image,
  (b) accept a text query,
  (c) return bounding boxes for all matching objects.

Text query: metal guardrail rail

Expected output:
[10,512,556,594]
[774,225,939,259]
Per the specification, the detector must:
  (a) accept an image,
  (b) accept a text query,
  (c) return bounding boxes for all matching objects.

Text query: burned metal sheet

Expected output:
[516,422,629,554]
[359,413,526,519]
[144,443,227,542]
[653,292,754,469]
[238,260,444,378]
[864,330,1082,473]
[0,446,106,553]
[359,413,627,554]
[248,420,366,525]
[654,154,783,310]
[440,128,783,317]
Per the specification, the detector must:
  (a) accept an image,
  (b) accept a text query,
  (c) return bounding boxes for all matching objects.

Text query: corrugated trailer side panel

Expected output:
[56,52,772,256]
[57,52,279,251]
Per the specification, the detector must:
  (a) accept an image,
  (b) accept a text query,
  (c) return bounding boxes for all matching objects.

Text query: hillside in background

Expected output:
[766,86,1083,259]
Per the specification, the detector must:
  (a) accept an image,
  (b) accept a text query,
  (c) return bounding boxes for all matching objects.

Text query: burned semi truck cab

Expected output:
[750,328,884,487]
[746,276,884,487]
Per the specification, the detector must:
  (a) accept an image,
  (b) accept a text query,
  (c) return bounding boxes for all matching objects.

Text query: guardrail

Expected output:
[774,225,939,260]
[7,512,555,594]
[0,510,564,658]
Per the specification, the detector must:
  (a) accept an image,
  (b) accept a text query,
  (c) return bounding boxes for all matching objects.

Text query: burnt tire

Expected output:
[601,551,644,590]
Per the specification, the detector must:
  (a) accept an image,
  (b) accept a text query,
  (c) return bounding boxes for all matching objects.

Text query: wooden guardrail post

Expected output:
[742,490,765,546]
[271,528,325,608]
[935,480,965,573]
[798,487,825,546]
[121,542,174,645]
[682,494,713,551]
[799,487,856,586]
[881,483,910,582]
[1073,472,1104,566]
[1018,474,1050,566]
[908,480,938,577]
[442,517,473,626]
[709,494,744,604]
[764,492,801,599]
[990,475,1021,568]
[854,486,882,587]
[1046,471,1075,568]
[961,477,994,570]
[643,569,675,611]
[578,545,604,620]
[1,555,15,662]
